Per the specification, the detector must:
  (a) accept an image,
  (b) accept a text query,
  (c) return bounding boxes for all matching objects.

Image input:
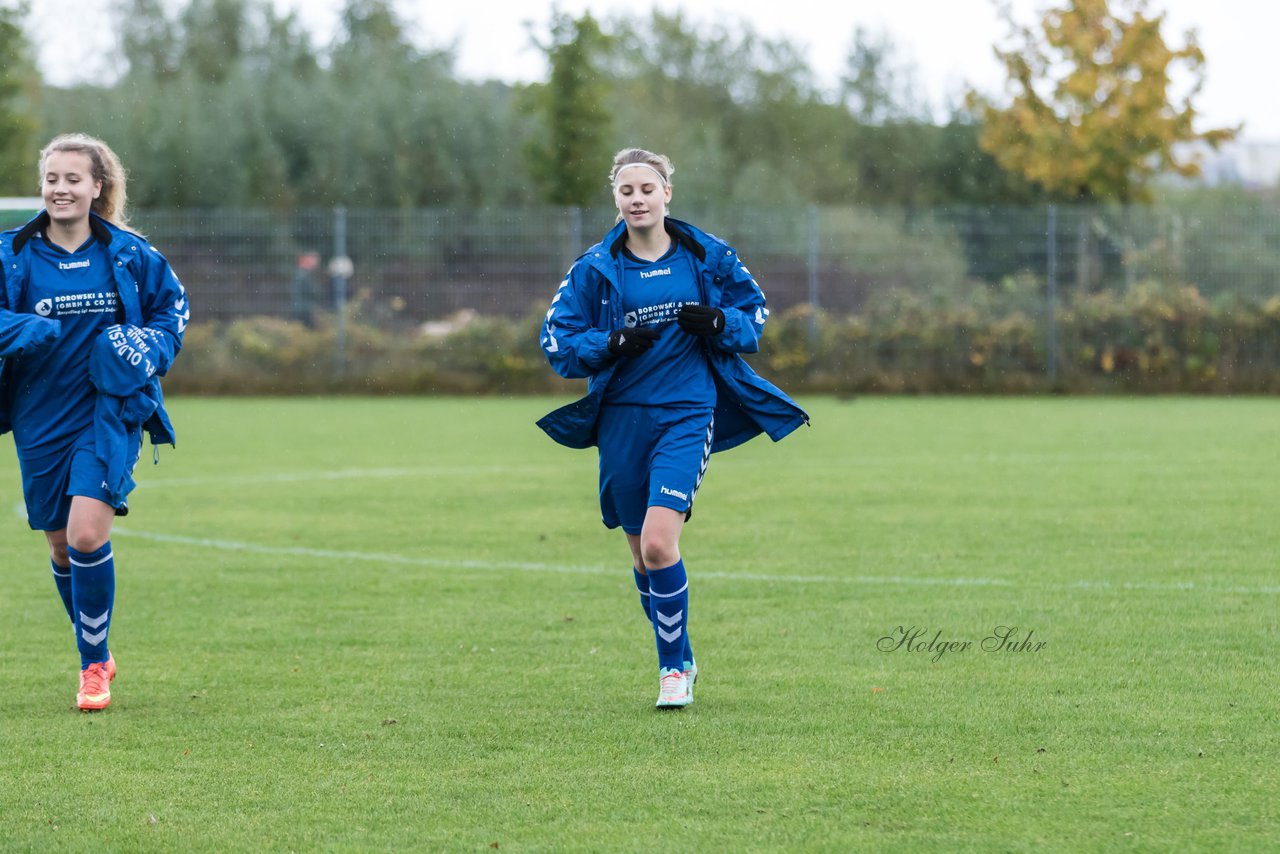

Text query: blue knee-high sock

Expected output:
[635,567,694,667]
[69,542,115,669]
[634,571,696,670]
[647,559,689,673]
[633,568,653,622]
[51,559,74,622]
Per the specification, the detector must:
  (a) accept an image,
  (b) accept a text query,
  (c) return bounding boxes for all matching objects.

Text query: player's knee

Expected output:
[47,539,69,566]
[66,528,109,554]
[640,539,679,571]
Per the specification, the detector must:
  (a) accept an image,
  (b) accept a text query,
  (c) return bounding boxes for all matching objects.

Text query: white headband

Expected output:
[612,163,668,187]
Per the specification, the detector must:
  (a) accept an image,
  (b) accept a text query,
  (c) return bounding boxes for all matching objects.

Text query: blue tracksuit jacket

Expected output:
[537,217,808,452]
[0,212,189,487]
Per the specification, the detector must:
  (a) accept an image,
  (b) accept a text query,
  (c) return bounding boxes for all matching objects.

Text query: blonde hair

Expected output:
[39,133,130,228]
[608,148,674,188]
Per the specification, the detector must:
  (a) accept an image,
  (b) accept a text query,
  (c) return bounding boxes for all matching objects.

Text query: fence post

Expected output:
[1075,208,1089,292]
[569,206,582,270]
[1046,204,1059,386]
[331,205,349,376]
[1123,205,1136,291]
[807,204,819,347]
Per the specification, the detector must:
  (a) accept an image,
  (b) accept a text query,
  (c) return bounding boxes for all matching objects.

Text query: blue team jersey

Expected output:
[605,242,716,407]
[7,234,118,457]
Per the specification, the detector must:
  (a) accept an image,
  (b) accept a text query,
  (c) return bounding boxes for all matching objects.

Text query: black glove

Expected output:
[607,326,661,357]
[676,304,725,337]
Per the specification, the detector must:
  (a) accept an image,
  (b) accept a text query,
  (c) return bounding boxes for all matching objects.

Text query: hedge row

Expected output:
[163,282,1280,395]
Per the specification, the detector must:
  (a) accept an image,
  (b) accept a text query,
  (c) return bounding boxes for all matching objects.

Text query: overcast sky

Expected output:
[26,0,1278,140]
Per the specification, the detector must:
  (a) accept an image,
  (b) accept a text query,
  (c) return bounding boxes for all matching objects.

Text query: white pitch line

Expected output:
[107,526,1280,595]
[1066,579,1280,595]
[110,527,614,577]
[134,465,554,489]
[12,489,1276,596]
[697,570,1015,587]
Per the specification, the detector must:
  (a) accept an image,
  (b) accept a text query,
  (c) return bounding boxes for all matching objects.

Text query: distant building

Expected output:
[1171,140,1280,189]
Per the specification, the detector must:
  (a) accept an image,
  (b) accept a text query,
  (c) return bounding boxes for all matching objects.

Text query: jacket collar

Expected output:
[607,217,707,262]
[11,210,113,255]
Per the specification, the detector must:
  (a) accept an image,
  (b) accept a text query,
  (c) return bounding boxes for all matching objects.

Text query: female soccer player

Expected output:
[537,148,807,708]
[0,133,189,711]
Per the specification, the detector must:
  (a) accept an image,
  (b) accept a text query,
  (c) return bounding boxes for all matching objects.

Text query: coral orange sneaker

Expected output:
[105,652,116,682]
[77,661,112,711]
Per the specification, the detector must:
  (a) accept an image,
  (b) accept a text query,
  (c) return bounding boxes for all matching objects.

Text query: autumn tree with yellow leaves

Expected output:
[969,0,1237,203]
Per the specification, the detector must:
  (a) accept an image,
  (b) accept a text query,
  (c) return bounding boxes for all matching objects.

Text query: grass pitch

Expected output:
[0,395,1275,852]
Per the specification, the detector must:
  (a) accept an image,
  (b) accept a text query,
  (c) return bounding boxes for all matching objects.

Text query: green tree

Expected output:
[522,10,613,206]
[44,0,525,208]
[34,1,1083,211]
[322,0,493,206]
[969,0,1237,202]
[841,26,927,125]
[180,0,248,83]
[603,10,830,207]
[238,6,321,207]
[927,112,1048,205]
[0,1,37,193]
[119,0,181,79]
[335,0,414,60]
[835,27,942,206]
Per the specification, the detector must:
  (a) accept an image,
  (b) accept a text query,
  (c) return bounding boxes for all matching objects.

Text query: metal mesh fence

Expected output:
[129,202,1280,326]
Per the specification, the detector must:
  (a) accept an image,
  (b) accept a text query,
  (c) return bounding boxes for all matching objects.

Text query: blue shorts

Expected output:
[597,404,714,535]
[17,429,136,531]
